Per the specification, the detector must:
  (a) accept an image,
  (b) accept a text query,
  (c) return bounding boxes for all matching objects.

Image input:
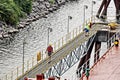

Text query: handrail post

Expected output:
[58,39,60,48]
[66,34,67,43]
[62,37,63,46]
[27,60,29,71]
[94,16,95,23]
[73,30,74,38]
[70,32,71,40]
[54,42,56,51]
[76,28,77,36]
[82,23,84,31]
[68,33,70,41]
[11,71,13,80]
[42,50,43,60]
[22,63,24,75]
[32,57,34,67]
[91,16,93,22]
[17,67,18,78]
[6,74,7,80]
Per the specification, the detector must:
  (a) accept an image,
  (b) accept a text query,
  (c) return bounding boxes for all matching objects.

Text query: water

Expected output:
[0,0,115,78]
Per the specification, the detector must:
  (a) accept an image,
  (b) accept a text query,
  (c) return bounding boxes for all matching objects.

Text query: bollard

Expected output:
[48,77,55,80]
[24,77,28,80]
[36,74,44,80]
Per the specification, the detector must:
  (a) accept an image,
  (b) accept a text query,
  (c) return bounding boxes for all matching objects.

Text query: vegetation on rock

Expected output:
[0,0,33,25]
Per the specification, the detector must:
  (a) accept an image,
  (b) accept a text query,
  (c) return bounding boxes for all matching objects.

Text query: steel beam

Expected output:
[44,36,97,78]
[100,0,111,19]
[96,0,107,18]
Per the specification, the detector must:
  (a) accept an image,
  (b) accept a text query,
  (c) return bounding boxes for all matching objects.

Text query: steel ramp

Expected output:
[17,24,102,80]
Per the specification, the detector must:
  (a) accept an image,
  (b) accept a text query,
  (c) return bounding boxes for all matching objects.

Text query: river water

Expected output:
[0,0,115,78]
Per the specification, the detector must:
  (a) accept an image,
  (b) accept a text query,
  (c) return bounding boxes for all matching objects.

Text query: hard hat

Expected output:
[49,44,52,46]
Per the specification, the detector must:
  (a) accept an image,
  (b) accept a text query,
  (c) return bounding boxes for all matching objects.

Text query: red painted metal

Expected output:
[100,0,111,19]
[82,43,120,80]
[77,41,94,73]
[96,0,106,18]
[24,77,28,80]
[36,74,44,80]
[96,0,120,21]
[94,41,101,63]
[48,77,55,80]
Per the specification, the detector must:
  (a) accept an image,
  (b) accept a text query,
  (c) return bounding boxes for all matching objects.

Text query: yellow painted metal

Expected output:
[108,22,118,30]
[37,51,41,62]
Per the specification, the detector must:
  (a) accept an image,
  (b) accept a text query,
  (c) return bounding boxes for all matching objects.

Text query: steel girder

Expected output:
[44,35,96,78]
[96,0,120,22]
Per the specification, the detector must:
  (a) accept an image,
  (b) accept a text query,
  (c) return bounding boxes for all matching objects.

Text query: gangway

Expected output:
[17,23,102,80]
[0,16,118,80]
[0,15,116,80]
[18,23,120,80]
[18,22,120,80]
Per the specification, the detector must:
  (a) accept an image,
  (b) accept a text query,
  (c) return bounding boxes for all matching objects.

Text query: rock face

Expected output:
[0,0,69,40]
[18,0,67,29]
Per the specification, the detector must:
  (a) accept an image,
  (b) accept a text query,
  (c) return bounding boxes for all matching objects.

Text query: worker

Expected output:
[114,39,119,47]
[85,68,90,80]
[46,44,53,63]
[46,44,53,56]
[88,22,93,28]
[83,24,90,36]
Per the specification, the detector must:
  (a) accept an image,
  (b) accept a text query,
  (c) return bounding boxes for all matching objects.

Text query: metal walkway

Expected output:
[82,42,120,80]
[17,23,102,80]
[17,24,119,80]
